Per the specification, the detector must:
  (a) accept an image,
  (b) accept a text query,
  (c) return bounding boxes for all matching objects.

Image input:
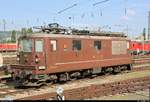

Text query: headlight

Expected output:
[35,55,40,63]
[17,57,20,61]
[35,58,40,63]
[38,66,46,70]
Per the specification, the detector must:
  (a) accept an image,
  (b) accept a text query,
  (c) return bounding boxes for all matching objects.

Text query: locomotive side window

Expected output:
[94,41,101,50]
[72,40,81,51]
[35,40,43,52]
[50,40,57,51]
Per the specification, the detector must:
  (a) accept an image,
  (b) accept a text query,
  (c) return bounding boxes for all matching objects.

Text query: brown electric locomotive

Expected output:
[8,23,133,86]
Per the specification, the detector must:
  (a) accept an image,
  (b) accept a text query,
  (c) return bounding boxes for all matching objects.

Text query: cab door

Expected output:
[49,39,58,65]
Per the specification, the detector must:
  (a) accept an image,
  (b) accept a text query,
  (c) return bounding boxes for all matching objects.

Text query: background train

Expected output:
[129,40,150,55]
[0,43,17,80]
[6,23,133,87]
[0,43,17,52]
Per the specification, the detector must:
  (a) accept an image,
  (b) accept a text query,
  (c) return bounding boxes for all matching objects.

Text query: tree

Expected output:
[11,30,16,43]
[27,28,33,34]
[21,28,27,35]
[21,28,33,35]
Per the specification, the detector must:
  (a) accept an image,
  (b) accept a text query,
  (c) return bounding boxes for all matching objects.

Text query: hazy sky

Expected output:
[0,0,150,38]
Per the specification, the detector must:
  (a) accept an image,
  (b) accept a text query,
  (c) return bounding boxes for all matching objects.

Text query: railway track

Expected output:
[0,55,149,100]
[15,70,150,100]
[132,55,150,67]
[132,55,150,59]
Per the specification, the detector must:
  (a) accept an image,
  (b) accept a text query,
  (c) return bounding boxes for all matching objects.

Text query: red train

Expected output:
[0,43,17,52]
[7,24,133,87]
[129,40,150,55]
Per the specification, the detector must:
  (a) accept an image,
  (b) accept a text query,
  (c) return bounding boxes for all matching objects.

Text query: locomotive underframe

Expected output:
[8,64,132,87]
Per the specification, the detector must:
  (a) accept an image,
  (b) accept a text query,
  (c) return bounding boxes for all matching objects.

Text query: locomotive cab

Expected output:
[9,36,49,86]
[18,36,46,69]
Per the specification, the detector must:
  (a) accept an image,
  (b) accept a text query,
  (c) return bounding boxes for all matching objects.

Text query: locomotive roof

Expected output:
[32,23,128,40]
[20,33,128,40]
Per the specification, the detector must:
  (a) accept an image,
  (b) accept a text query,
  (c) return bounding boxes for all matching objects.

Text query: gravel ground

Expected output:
[88,89,150,100]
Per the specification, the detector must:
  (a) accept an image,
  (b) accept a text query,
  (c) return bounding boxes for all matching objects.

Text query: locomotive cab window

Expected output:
[50,40,57,51]
[94,41,101,50]
[35,40,43,52]
[72,40,81,51]
[19,39,32,52]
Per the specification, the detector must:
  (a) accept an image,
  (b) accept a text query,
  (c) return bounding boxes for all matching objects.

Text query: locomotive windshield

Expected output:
[19,39,32,52]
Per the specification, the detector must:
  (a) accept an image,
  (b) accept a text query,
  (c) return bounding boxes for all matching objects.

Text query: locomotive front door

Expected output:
[34,39,47,70]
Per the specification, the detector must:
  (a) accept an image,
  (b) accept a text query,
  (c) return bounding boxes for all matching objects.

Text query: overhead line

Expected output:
[58,3,78,14]
[93,0,109,6]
